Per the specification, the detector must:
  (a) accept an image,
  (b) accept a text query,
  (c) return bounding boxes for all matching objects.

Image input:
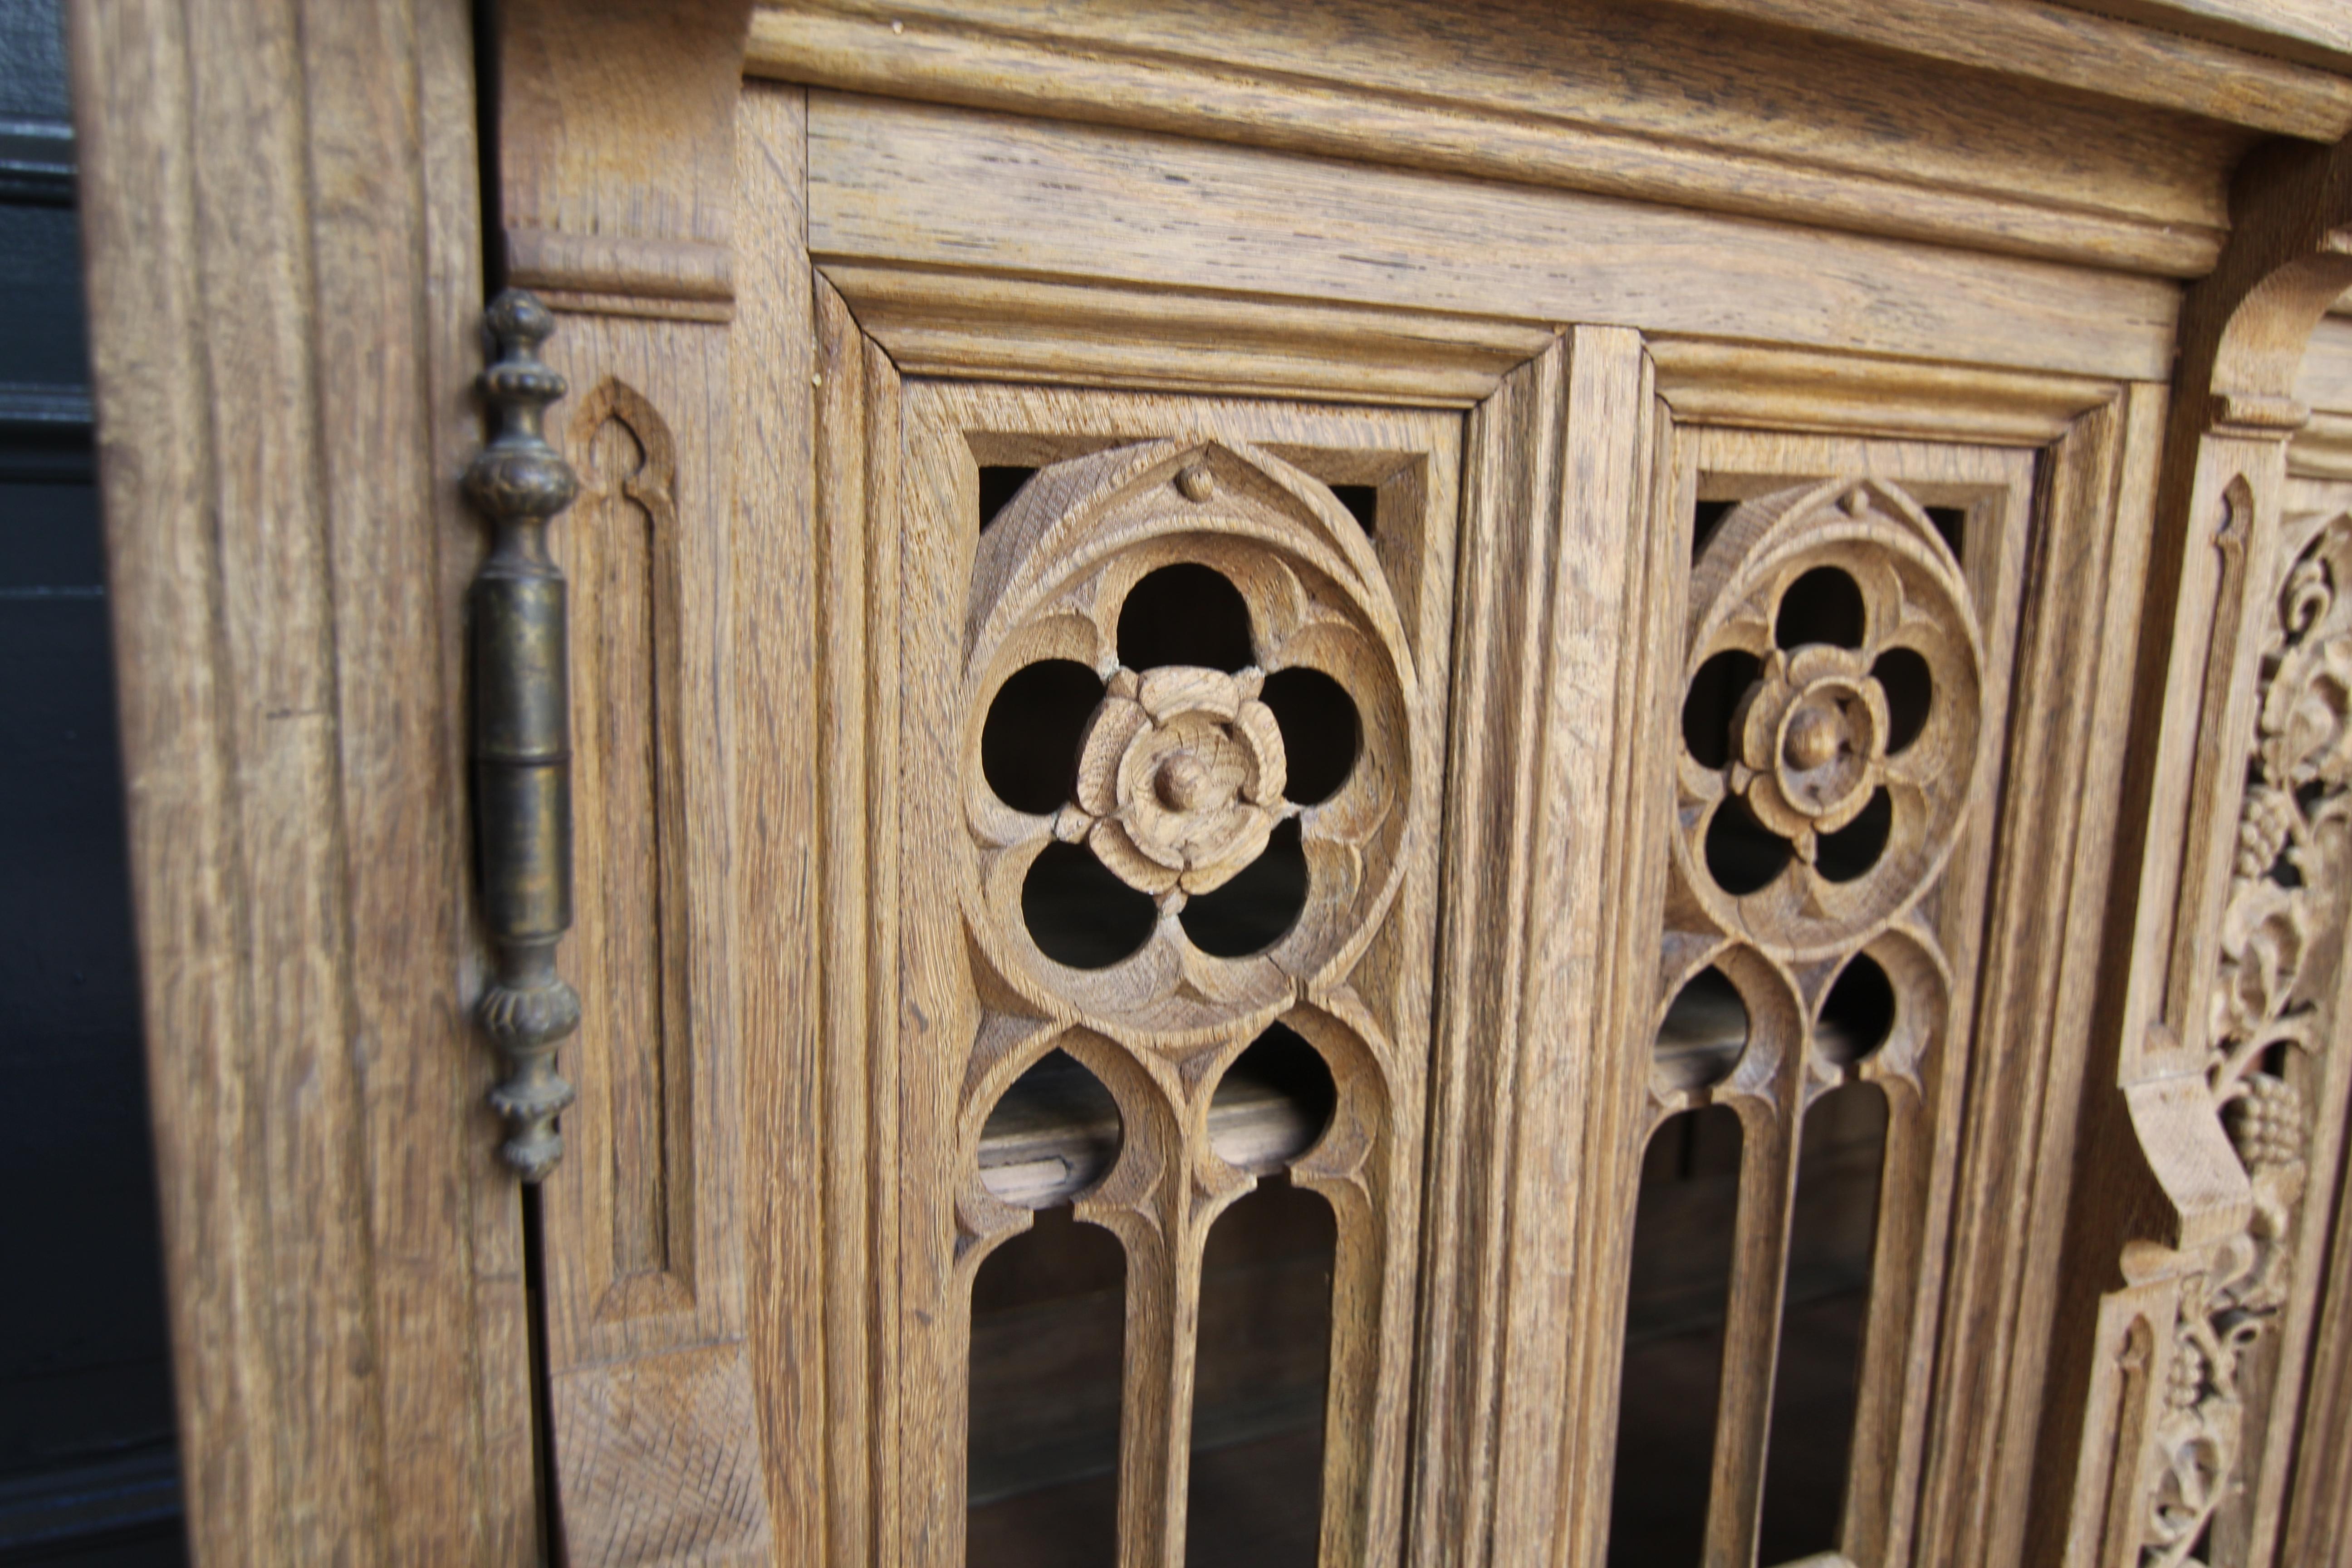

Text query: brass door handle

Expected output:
[465,290,580,1182]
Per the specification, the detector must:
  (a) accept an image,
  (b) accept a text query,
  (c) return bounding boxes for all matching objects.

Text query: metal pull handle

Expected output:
[465,290,580,1182]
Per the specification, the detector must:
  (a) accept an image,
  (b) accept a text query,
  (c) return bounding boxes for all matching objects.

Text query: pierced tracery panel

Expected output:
[1634,475,2001,1568]
[2141,501,2352,1568]
[891,397,1455,1568]
[964,442,1410,1034]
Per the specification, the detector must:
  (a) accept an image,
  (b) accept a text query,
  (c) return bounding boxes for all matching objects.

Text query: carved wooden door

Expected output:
[457,10,2352,1568]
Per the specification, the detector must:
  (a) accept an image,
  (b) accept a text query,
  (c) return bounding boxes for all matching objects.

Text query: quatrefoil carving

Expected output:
[964,441,1415,1035]
[1675,478,1985,962]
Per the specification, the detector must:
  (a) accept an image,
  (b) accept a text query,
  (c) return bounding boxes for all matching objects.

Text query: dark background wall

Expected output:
[0,0,186,1561]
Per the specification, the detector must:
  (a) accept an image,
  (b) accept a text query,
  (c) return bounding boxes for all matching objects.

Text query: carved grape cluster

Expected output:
[2225,1072,2304,1172]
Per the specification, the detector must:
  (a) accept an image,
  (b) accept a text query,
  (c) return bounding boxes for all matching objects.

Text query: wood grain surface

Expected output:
[805,94,2184,383]
[70,0,2352,1562]
[67,0,536,1561]
[751,0,2301,275]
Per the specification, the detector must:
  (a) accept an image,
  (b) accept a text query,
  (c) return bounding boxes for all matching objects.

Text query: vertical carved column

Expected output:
[490,5,777,1564]
[2037,137,2352,1568]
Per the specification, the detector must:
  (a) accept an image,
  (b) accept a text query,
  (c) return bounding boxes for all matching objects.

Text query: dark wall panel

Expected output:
[0,0,185,1561]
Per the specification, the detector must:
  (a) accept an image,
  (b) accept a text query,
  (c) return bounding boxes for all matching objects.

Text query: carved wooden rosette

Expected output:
[2140,504,2352,1568]
[1656,476,1987,1565]
[955,439,1417,1565]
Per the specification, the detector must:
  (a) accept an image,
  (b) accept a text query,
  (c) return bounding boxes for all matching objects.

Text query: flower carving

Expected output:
[1730,643,1891,862]
[1057,665,1297,911]
[961,437,1416,1032]
[1671,478,1984,960]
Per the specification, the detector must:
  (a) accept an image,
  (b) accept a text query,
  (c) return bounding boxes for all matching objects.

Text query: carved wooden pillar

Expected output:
[2035,137,2352,1568]
[493,5,776,1563]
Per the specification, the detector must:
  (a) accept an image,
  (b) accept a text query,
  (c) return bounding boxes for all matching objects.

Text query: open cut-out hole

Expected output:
[1185,1175,1335,1568]
[1209,1023,1338,1173]
[1926,505,1966,560]
[1181,818,1308,957]
[979,1049,1125,1210]
[978,466,1038,531]
[983,661,1103,813]
[967,1205,1127,1565]
[1259,667,1358,805]
[1705,798,1792,896]
[1776,567,1867,651]
[1816,954,1896,1067]
[1331,484,1378,534]
[1656,966,1749,1092]
[1025,841,1157,969]
[1607,1103,1744,1568]
[1758,1082,1888,1563]
[1814,788,1892,884]
[1691,498,1737,560]
[1871,648,1933,755]
[1118,562,1256,673]
[1684,649,1762,769]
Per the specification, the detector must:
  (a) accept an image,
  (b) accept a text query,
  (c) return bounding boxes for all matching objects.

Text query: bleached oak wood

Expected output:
[817,262,1556,409]
[1402,330,1668,1568]
[77,0,2352,1561]
[804,95,2182,385]
[1648,339,2122,446]
[729,81,828,1568]
[490,6,777,1562]
[881,381,1459,1568]
[1611,431,2036,1568]
[2031,134,2352,1568]
[1911,385,2170,1568]
[749,0,2291,275]
[2064,0,2352,73]
[67,0,537,1562]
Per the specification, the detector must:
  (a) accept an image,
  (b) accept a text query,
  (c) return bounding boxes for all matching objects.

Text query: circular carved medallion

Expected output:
[1675,478,1985,960]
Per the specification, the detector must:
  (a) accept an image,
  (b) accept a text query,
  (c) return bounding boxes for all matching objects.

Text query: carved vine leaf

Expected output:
[2154,511,2352,1566]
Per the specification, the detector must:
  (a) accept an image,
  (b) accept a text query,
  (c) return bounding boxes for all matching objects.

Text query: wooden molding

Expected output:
[806,95,2183,385]
[497,0,753,316]
[752,0,2273,278]
[2061,0,2352,74]
[819,261,1555,407]
[502,229,735,322]
[2290,411,2352,480]
[1648,337,2122,444]
[1673,0,2352,136]
[1910,386,2168,1567]
[1403,330,1670,1568]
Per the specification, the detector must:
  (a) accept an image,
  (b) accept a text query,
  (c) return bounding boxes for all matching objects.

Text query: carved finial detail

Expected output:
[466,289,582,1182]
